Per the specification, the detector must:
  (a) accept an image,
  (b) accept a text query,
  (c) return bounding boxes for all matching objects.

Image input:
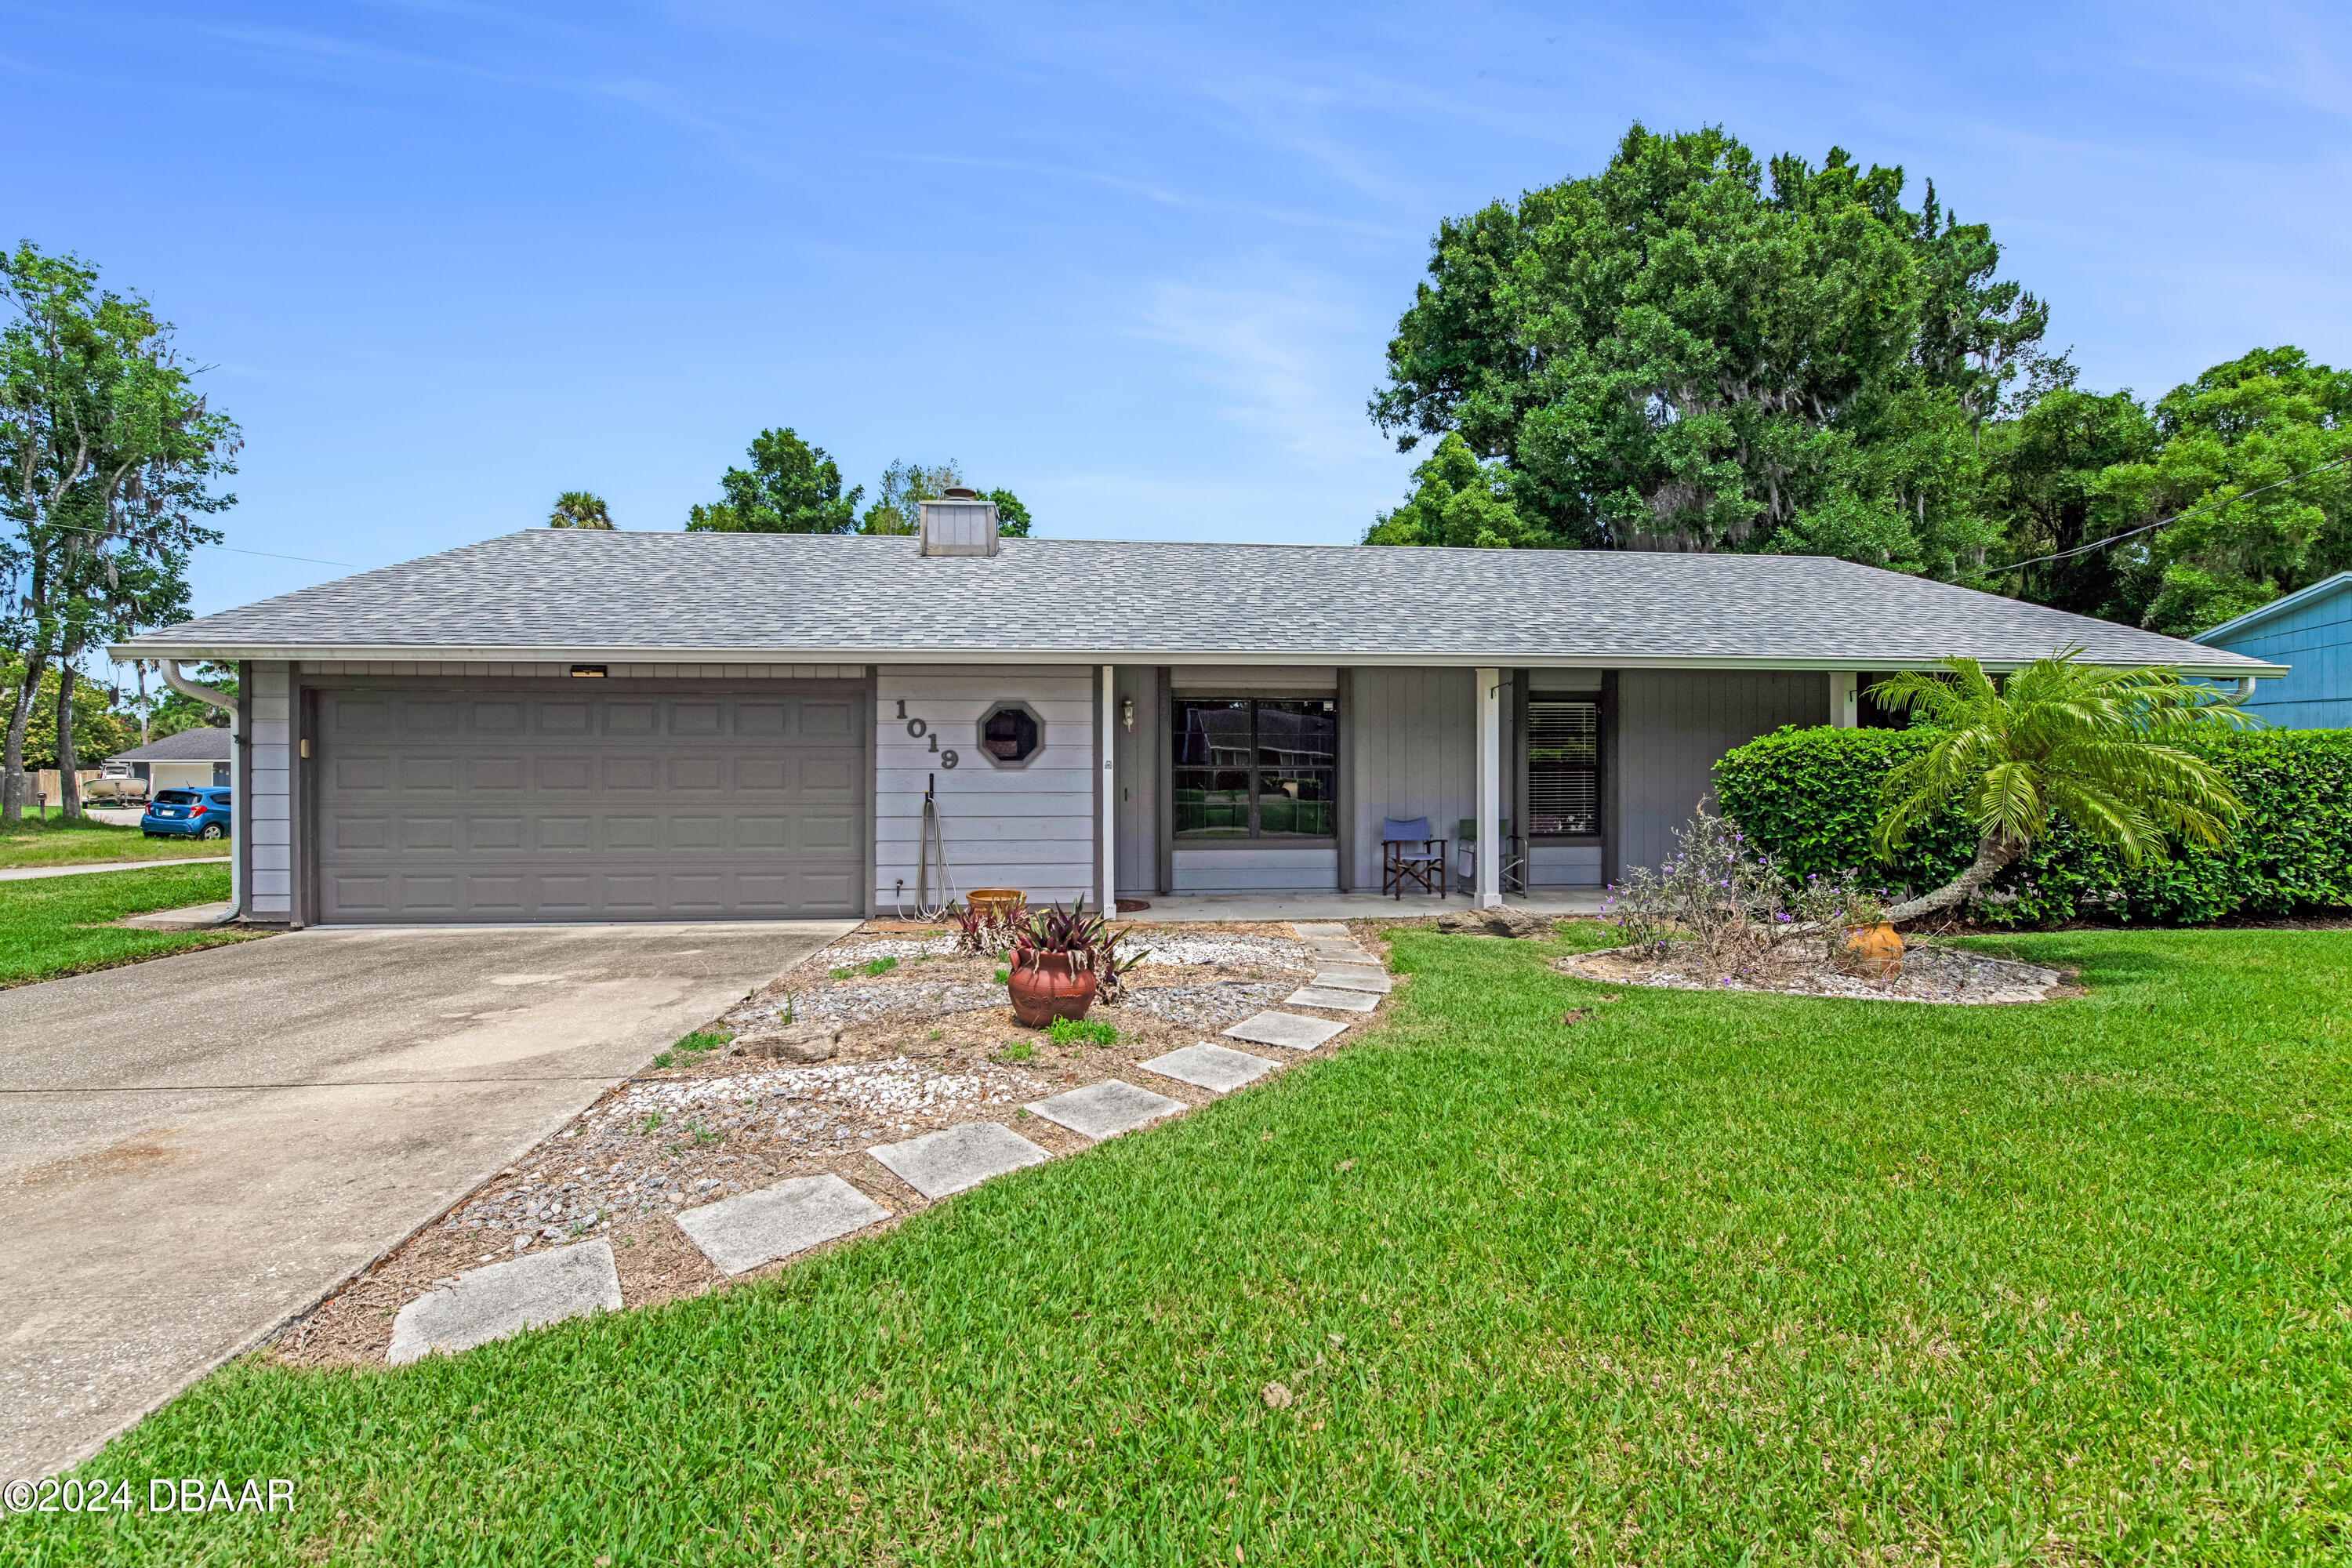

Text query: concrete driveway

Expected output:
[0,920,853,1476]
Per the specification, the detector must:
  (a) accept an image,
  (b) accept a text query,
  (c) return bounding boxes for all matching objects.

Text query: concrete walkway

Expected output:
[0,856,229,882]
[0,919,852,1476]
[1129,889,1605,921]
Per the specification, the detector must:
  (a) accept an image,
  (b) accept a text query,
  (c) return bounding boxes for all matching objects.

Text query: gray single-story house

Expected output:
[103,725,236,793]
[112,497,2285,927]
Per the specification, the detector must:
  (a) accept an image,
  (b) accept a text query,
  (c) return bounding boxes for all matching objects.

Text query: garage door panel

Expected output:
[801,702,854,738]
[468,817,524,851]
[317,683,867,923]
[470,700,524,733]
[667,757,723,790]
[736,757,788,791]
[800,813,858,851]
[333,756,389,791]
[606,815,659,850]
[803,757,855,793]
[604,757,659,790]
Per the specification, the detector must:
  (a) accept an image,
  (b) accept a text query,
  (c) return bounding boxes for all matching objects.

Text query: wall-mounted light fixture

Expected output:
[1120,696,1134,732]
[570,664,608,677]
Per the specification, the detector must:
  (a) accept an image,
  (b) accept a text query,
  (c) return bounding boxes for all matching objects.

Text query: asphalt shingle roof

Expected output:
[107,726,233,762]
[114,530,2280,674]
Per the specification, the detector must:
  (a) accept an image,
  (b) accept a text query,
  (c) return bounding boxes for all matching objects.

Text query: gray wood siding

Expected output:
[1171,846,1338,892]
[248,661,294,919]
[875,665,1096,909]
[1614,670,1828,873]
[1345,666,1484,891]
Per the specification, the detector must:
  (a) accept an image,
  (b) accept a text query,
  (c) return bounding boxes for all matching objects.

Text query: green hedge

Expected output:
[1711,726,2352,926]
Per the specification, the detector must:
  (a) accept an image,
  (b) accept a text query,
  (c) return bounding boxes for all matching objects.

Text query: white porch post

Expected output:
[1099,664,1116,914]
[1475,666,1502,909]
[1831,672,1859,728]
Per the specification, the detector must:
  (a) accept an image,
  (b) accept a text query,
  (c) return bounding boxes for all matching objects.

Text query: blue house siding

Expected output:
[2201,574,2352,729]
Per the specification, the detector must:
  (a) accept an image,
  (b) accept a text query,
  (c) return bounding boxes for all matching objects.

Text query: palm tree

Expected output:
[547,491,613,529]
[1871,651,2252,923]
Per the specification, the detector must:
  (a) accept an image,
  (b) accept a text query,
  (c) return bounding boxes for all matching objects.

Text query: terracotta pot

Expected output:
[1842,921,1904,979]
[1008,952,1097,1027]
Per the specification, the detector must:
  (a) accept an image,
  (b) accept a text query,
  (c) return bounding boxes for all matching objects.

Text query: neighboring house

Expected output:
[2198,572,2352,729]
[103,726,236,793]
[111,500,2285,927]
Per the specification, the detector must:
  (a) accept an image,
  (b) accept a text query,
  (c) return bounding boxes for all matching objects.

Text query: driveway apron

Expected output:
[0,920,851,1476]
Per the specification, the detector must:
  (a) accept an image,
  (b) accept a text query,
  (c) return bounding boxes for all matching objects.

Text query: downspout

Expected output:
[162,661,241,923]
[2235,677,2256,702]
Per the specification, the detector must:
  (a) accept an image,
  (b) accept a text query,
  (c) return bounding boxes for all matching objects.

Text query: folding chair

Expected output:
[1381,816,1448,898]
[1456,818,1526,895]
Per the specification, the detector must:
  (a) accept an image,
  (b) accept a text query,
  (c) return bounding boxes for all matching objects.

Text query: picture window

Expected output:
[1170,697,1337,839]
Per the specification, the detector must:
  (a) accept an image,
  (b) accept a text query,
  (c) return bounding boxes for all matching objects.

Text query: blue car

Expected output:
[143,787,234,840]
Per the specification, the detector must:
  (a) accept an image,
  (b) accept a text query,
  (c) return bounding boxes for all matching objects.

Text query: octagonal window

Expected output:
[979,702,1043,767]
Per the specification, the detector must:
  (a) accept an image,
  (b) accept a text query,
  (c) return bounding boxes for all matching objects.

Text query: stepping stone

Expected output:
[1291,922,1352,941]
[1223,1010,1348,1052]
[1026,1080,1185,1140]
[387,1240,622,1366]
[1284,984,1380,1013]
[673,1173,888,1276]
[1305,942,1378,965]
[869,1120,1052,1200]
[1314,965,1392,993]
[1141,1042,1279,1094]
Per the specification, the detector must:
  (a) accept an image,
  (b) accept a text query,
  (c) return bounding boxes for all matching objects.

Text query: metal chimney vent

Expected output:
[917,494,1000,557]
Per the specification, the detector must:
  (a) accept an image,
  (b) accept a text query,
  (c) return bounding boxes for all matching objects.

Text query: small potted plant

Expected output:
[1005,897,1142,1027]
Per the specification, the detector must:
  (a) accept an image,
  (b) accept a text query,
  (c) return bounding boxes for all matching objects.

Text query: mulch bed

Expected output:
[266,919,1392,1369]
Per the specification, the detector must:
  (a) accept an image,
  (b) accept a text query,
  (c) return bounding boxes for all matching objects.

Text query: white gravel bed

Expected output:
[818,935,962,961]
[441,1055,1047,1250]
[1560,942,2063,1004]
[1112,978,1298,1028]
[1125,934,1312,968]
[725,976,1008,1031]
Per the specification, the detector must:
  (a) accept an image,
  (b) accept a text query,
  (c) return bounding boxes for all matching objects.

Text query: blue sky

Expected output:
[9,2,2349,618]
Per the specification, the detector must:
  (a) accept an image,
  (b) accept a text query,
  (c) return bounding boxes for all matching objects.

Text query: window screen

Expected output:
[1526,699,1599,836]
[1171,698,1337,838]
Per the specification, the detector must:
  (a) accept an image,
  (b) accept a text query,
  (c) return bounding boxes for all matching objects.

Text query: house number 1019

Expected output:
[892,699,957,768]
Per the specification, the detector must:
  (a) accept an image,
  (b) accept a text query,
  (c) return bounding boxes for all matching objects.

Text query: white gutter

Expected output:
[103,644,2295,681]
[161,661,241,924]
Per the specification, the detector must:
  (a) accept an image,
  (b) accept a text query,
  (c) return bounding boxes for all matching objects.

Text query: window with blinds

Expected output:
[1526,699,1600,837]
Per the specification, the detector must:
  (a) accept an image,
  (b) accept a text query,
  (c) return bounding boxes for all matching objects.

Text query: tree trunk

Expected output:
[1884,833,2026,924]
[2,650,49,827]
[55,660,80,822]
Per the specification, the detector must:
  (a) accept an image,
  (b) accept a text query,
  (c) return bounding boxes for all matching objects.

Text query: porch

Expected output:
[1116,888,1608,924]
[1108,664,1838,910]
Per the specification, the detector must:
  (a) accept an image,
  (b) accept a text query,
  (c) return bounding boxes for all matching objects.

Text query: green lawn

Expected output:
[0,863,256,987]
[0,814,230,867]
[19,925,2352,1563]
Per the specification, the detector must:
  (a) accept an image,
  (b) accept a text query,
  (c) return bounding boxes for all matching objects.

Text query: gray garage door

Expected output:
[314,684,866,924]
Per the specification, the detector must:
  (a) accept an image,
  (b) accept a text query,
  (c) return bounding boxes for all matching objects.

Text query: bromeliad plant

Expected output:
[1007,896,1147,996]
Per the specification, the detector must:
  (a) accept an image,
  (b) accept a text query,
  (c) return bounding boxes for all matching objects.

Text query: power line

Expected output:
[21,520,369,571]
[1966,453,2352,581]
